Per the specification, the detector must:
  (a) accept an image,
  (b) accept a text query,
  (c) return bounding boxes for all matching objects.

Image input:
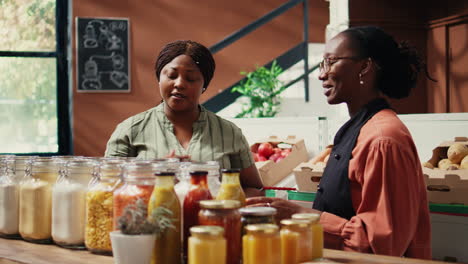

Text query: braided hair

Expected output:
[341,26,433,99]
[155,40,215,89]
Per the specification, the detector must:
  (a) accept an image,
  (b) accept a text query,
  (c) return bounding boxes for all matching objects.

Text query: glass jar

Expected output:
[113,161,156,229]
[188,225,226,264]
[19,157,60,243]
[174,161,192,203]
[148,171,181,264]
[243,224,281,264]
[188,161,221,197]
[12,156,37,183]
[240,207,277,236]
[86,159,125,254]
[0,156,20,238]
[280,219,312,264]
[199,200,241,264]
[292,213,323,260]
[51,158,98,248]
[183,170,213,260]
[216,168,245,206]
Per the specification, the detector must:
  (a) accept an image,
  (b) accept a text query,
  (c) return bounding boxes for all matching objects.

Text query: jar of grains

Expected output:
[52,158,98,248]
[19,157,60,243]
[0,155,20,238]
[85,159,125,254]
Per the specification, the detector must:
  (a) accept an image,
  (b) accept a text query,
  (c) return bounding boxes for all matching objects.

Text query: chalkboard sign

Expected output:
[76,17,130,92]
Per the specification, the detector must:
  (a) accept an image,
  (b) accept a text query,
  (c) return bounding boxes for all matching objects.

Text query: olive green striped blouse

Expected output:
[104,103,254,169]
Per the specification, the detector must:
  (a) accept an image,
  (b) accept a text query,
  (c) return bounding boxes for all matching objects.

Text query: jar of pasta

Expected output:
[85,159,125,255]
[19,157,60,243]
[51,158,98,248]
[113,161,157,230]
[199,200,241,264]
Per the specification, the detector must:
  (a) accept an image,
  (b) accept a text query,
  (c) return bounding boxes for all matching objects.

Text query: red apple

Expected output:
[268,153,282,162]
[257,153,267,161]
[258,142,274,158]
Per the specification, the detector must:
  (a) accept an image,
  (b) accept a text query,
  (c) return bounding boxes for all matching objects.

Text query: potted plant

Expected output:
[231,60,286,118]
[110,198,174,264]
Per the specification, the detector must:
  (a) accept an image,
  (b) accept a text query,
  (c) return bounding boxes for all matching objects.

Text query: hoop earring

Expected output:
[359,73,364,85]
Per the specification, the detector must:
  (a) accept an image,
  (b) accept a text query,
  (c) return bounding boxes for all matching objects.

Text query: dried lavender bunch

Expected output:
[117,198,174,235]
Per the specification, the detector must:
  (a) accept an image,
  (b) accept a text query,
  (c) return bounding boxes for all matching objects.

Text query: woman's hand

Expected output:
[246,197,321,223]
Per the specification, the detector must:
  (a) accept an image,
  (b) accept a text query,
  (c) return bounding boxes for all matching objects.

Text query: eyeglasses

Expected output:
[319,56,361,74]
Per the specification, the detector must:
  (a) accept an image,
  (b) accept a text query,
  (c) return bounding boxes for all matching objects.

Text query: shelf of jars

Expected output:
[0,155,448,264]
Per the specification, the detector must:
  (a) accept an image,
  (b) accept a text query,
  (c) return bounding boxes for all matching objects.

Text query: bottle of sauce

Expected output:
[280,219,312,264]
[243,224,281,264]
[292,213,323,260]
[148,171,181,264]
[199,200,241,264]
[183,170,213,260]
[188,225,226,264]
[216,169,245,206]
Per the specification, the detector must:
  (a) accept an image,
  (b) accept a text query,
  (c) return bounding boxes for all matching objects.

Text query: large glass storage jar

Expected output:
[0,156,20,238]
[113,161,156,229]
[188,225,226,264]
[12,156,37,183]
[199,200,241,264]
[19,157,60,243]
[51,158,98,248]
[174,161,192,203]
[85,159,125,255]
[242,224,281,264]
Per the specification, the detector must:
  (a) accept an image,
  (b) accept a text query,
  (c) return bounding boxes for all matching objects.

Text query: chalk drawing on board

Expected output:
[76,17,130,92]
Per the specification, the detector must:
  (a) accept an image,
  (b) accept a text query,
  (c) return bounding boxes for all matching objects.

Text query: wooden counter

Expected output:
[0,237,451,264]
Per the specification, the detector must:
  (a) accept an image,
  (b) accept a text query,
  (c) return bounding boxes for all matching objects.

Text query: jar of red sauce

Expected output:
[199,200,241,264]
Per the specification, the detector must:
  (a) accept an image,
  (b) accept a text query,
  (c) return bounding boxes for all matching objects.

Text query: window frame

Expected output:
[0,0,71,155]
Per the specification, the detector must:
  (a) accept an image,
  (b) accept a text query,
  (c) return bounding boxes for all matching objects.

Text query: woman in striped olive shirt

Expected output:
[105,40,263,196]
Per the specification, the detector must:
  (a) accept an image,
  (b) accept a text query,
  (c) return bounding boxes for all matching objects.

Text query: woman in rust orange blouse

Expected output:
[247,26,433,259]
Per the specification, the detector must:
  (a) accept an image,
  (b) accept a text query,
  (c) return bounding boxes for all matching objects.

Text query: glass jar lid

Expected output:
[221,168,240,174]
[240,206,277,216]
[280,219,310,229]
[190,225,224,236]
[199,200,241,209]
[292,213,320,224]
[245,224,278,234]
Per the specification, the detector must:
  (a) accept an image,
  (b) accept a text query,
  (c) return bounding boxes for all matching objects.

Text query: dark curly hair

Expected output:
[341,26,433,99]
[155,40,215,89]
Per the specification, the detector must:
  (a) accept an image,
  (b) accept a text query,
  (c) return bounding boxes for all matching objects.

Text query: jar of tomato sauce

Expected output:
[199,200,241,264]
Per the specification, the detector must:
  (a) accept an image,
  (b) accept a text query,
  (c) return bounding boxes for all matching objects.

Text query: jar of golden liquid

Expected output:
[243,224,281,264]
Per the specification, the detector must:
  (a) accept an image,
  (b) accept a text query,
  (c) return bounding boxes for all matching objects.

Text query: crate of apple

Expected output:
[252,142,292,163]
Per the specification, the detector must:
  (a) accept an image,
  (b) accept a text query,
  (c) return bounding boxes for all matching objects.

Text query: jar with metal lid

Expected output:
[148,171,182,264]
[19,157,60,243]
[0,156,20,238]
[242,224,281,264]
[189,161,221,197]
[199,200,241,264]
[188,225,226,264]
[240,207,277,235]
[280,219,312,263]
[216,168,245,206]
[85,159,126,254]
[292,213,323,260]
[113,161,157,229]
[51,158,98,248]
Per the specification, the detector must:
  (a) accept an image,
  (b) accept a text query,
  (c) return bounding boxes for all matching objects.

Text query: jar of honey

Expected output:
[188,225,226,264]
[243,224,281,264]
[292,213,323,260]
[199,200,241,264]
[280,219,312,264]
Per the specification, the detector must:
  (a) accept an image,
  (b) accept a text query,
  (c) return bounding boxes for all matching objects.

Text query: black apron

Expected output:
[313,98,391,220]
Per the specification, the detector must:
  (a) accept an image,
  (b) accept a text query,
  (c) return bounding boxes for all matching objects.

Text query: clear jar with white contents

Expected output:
[51,158,99,248]
[19,157,60,243]
[0,156,20,238]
